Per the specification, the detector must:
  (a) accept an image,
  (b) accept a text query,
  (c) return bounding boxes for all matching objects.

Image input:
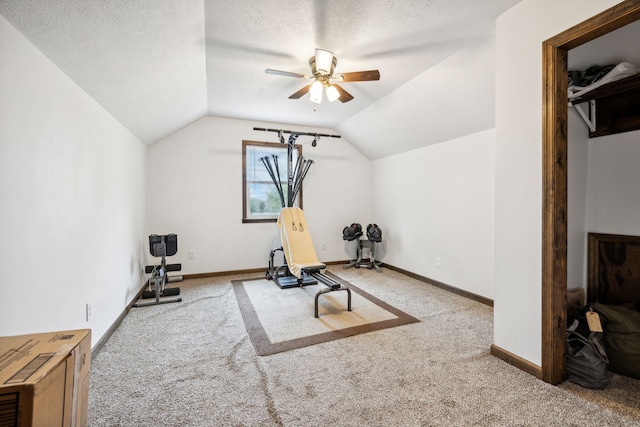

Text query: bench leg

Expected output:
[314,286,352,318]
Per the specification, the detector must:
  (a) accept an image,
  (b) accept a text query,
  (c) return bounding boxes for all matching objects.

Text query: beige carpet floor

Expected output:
[88,266,640,426]
[232,272,419,355]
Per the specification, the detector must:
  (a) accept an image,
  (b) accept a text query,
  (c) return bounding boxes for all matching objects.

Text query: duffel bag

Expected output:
[592,302,640,379]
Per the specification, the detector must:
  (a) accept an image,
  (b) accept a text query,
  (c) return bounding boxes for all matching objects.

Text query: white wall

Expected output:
[337,33,496,160]
[567,121,640,293]
[567,114,640,296]
[568,19,640,71]
[372,129,496,299]
[335,32,498,300]
[494,0,623,366]
[586,130,640,235]
[0,16,147,346]
[146,116,372,274]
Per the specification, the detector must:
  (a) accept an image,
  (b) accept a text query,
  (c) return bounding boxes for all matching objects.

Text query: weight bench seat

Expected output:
[278,207,326,278]
[278,207,351,317]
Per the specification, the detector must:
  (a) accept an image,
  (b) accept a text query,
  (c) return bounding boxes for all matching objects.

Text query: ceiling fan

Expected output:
[265,48,380,103]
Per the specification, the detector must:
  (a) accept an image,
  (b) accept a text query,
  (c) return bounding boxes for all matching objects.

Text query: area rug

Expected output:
[232,271,420,356]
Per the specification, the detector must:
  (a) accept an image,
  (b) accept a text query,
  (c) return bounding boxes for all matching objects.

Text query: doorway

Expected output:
[541,1,640,384]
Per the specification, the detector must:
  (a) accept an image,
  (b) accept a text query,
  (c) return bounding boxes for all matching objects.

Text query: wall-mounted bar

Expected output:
[253,127,341,139]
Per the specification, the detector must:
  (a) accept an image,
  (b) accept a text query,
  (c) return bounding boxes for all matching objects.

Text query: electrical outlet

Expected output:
[322,242,326,250]
[85,302,92,322]
[189,250,196,260]
[435,257,441,268]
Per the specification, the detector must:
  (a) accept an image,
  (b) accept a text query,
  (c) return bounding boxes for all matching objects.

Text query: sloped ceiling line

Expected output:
[0,0,523,159]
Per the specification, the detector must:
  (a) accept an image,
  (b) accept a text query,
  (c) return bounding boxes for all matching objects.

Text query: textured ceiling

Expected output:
[0,0,522,155]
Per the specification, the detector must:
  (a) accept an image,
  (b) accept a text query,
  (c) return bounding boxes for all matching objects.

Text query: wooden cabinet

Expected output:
[0,329,91,427]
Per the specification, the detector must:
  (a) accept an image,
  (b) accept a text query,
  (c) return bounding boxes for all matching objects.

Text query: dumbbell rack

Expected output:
[343,239,383,272]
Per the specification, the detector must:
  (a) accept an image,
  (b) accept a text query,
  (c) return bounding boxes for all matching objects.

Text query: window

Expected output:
[242,140,302,223]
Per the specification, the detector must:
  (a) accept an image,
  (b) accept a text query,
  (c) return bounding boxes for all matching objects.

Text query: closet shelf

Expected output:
[570,73,640,138]
[570,73,640,104]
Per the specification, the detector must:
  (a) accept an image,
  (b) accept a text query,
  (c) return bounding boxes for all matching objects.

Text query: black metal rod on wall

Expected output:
[287,134,298,207]
[253,127,341,139]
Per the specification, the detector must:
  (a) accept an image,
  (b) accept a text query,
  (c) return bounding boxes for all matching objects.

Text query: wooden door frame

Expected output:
[541,0,640,384]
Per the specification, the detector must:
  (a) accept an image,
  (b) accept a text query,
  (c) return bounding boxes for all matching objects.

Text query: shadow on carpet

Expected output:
[232,271,420,356]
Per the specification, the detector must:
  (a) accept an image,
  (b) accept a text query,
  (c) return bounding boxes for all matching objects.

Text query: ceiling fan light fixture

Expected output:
[309,80,323,103]
[269,48,379,104]
[326,85,340,102]
[314,49,334,75]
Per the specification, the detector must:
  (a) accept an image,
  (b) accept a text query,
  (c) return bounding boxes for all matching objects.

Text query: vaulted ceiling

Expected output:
[0,0,522,158]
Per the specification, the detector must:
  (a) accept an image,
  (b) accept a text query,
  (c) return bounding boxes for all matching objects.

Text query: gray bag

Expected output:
[566,319,609,389]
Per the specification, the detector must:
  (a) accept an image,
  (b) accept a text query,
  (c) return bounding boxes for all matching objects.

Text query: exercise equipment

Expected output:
[258,129,351,317]
[133,234,183,307]
[259,134,315,209]
[343,223,386,272]
[268,207,351,317]
[367,223,382,242]
[342,223,363,241]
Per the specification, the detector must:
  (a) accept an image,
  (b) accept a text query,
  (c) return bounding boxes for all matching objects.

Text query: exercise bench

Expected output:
[267,207,351,318]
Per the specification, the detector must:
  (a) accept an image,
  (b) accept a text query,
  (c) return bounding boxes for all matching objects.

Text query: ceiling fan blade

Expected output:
[266,69,308,79]
[332,84,354,103]
[336,70,381,82]
[288,84,312,99]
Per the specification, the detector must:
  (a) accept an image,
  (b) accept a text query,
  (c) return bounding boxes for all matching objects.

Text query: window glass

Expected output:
[242,140,301,223]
